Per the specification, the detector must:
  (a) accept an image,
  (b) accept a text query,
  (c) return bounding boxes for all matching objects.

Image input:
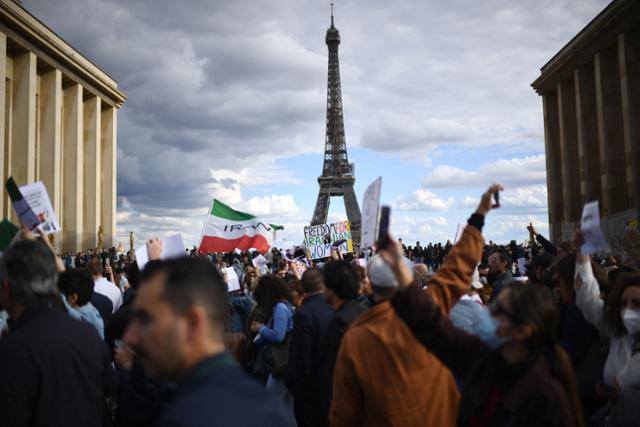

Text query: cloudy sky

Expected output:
[24,0,610,248]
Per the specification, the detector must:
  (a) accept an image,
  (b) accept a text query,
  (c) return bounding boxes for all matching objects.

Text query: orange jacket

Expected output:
[329,225,484,427]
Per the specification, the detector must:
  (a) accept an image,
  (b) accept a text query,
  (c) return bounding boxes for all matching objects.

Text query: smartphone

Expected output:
[494,190,500,207]
[377,206,391,249]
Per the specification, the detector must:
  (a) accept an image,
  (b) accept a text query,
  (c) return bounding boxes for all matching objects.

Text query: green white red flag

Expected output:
[198,199,283,254]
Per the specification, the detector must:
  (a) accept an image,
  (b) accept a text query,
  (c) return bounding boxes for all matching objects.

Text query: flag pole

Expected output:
[197,199,213,252]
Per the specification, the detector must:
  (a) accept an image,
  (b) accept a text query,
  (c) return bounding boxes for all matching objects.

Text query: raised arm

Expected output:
[426,184,501,314]
[573,231,608,336]
[258,302,290,343]
[391,282,492,379]
[528,223,557,256]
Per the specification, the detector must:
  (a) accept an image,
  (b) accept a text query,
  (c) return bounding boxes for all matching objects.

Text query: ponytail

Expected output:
[552,345,584,427]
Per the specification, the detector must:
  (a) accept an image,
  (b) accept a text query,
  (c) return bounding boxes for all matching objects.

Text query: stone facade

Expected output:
[0,0,126,252]
[532,0,640,250]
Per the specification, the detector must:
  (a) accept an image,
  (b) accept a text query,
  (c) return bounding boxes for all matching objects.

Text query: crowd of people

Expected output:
[0,183,639,426]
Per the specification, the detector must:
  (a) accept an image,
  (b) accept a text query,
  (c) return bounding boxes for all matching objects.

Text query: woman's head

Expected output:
[253,275,292,318]
[605,270,640,336]
[489,284,558,350]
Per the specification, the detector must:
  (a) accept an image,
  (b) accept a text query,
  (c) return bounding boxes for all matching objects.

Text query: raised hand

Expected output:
[475,183,504,216]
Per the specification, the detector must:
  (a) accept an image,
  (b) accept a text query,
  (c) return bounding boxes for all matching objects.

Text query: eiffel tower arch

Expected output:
[311,7,361,246]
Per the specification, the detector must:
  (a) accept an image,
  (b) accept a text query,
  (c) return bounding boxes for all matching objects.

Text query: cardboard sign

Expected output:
[224,267,241,292]
[361,177,382,248]
[580,201,610,255]
[303,221,353,260]
[19,181,60,234]
[136,234,186,270]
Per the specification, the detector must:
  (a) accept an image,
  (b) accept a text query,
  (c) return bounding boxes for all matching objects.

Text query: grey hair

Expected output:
[0,240,59,306]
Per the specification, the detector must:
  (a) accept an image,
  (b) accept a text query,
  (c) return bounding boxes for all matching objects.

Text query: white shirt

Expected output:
[94,277,123,313]
[574,260,640,388]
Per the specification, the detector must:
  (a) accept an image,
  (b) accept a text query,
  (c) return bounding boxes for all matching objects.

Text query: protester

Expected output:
[487,247,513,302]
[88,257,123,313]
[285,268,334,427]
[250,275,295,404]
[0,239,112,426]
[549,253,606,419]
[573,231,640,426]
[58,268,105,339]
[123,257,294,426]
[329,185,495,427]
[383,185,582,426]
[450,268,487,334]
[413,263,431,288]
[320,260,368,424]
[353,264,374,307]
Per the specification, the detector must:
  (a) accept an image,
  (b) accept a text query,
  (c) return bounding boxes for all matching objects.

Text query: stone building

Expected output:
[532,0,639,251]
[0,0,126,252]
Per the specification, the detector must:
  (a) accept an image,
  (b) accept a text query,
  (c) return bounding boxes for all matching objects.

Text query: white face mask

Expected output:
[621,309,640,335]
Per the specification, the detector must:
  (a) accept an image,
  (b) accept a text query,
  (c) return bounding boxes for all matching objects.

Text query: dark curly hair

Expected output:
[253,275,292,320]
[57,268,95,306]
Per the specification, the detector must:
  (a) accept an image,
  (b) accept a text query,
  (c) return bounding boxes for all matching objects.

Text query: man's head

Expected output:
[57,268,94,308]
[323,260,360,306]
[0,240,59,320]
[124,258,228,380]
[488,248,510,276]
[367,255,401,300]
[86,258,103,279]
[413,264,430,288]
[301,268,324,295]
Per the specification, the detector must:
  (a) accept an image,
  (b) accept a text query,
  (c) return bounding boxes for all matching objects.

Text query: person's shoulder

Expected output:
[163,366,293,426]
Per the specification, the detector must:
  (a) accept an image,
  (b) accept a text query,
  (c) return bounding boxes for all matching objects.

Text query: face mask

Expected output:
[622,309,640,335]
[475,308,510,350]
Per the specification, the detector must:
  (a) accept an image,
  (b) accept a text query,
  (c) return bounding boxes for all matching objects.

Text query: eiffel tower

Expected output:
[311,5,361,246]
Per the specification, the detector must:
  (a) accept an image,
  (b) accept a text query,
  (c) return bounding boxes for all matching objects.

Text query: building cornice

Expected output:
[0,0,127,107]
[531,0,640,95]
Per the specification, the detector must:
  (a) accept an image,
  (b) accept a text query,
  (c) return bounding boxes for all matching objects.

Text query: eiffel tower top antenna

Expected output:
[330,2,334,26]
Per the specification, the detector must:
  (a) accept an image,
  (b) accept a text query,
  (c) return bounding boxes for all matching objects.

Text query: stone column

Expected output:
[557,79,581,222]
[0,33,6,217]
[618,30,640,209]
[10,51,37,186]
[542,91,563,241]
[83,96,101,249]
[39,70,62,236]
[101,106,116,248]
[595,48,628,215]
[574,64,602,205]
[62,84,83,252]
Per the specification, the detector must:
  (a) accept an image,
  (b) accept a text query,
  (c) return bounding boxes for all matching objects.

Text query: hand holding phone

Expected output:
[377,206,391,250]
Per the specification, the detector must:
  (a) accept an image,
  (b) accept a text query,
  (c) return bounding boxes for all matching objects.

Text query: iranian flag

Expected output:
[198,199,283,254]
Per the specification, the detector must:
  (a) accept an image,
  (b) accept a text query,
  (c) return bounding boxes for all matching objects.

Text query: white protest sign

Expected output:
[224,266,241,292]
[136,234,186,270]
[303,221,353,260]
[19,181,60,234]
[580,201,610,255]
[361,177,382,248]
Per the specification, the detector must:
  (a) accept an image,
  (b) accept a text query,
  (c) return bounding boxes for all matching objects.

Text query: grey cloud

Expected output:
[22,0,608,239]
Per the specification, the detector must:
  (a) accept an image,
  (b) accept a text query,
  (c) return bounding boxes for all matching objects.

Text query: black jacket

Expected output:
[91,291,113,325]
[0,298,112,427]
[320,299,368,424]
[156,353,294,427]
[285,293,334,426]
[286,293,333,393]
